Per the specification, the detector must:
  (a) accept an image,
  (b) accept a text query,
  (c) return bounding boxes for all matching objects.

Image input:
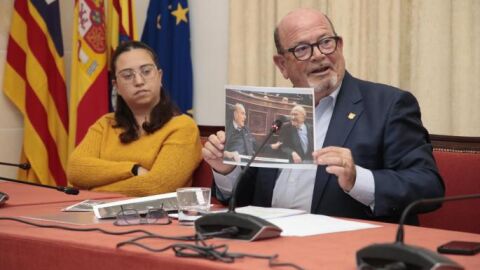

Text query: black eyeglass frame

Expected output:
[114,206,171,226]
[284,36,341,61]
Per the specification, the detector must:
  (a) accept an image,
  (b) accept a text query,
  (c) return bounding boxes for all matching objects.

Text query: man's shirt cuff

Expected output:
[213,166,242,199]
[347,165,375,210]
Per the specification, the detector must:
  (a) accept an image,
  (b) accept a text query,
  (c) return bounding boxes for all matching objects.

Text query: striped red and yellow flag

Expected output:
[107,0,138,57]
[69,0,109,154]
[2,0,68,186]
[106,0,137,111]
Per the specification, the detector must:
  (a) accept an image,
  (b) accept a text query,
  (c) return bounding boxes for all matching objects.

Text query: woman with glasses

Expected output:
[67,41,202,197]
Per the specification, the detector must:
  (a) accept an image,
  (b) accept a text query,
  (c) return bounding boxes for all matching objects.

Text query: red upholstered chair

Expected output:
[191,159,213,188]
[419,135,480,234]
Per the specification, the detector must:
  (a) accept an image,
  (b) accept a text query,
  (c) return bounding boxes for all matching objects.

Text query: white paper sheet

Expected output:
[235,205,306,220]
[268,213,380,237]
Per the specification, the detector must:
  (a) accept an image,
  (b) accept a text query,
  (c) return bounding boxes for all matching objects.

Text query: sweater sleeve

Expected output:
[89,118,202,197]
[67,116,137,189]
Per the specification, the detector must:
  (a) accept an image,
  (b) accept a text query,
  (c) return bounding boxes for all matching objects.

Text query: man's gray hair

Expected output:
[291,105,306,116]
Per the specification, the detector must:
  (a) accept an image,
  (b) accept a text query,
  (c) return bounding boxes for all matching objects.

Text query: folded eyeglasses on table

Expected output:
[114,205,171,226]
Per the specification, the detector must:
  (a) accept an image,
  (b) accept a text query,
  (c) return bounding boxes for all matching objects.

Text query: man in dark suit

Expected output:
[277,105,314,163]
[202,8,444,223]
[223,103,256,162]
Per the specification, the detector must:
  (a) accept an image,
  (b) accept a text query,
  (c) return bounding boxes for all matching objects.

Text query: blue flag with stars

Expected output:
[141,0,193,114]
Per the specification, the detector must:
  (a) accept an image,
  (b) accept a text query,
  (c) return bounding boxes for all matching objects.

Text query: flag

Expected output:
[2,0,68,186]
[69,0,109,154]
[106,0,138,111]
[141,0,194,114]
[107,0,138,55]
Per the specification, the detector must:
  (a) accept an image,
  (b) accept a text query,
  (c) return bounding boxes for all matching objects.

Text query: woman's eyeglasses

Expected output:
[115,64,157,83]
[114,206,171,226]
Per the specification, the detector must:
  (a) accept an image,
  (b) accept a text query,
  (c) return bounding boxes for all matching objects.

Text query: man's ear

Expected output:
[273,54,289,80]
[336,36,344,53]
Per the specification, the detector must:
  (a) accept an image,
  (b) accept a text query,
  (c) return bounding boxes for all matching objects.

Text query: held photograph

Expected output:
[224,85,316,169]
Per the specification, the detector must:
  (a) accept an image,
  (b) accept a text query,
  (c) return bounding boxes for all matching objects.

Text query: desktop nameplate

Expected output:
[92,192,178,219]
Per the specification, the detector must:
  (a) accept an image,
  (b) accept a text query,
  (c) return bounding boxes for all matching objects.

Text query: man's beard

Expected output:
[313,74,338,95]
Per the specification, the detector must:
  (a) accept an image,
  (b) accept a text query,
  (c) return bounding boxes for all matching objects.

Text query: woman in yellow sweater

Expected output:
[67,41,202,197]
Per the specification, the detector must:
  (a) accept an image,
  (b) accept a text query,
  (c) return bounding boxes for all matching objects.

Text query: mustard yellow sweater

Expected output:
[67,113,202,197]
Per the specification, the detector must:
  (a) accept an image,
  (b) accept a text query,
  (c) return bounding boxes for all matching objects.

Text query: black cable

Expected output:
[116,226,237,250]
[117,227,305,270]
[1,217,305,269]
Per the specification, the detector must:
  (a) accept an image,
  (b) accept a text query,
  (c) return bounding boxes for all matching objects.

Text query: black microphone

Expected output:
[356,194,480,270]
[0,161,31,170]
[0,176,79,195]
[195,119,284,241]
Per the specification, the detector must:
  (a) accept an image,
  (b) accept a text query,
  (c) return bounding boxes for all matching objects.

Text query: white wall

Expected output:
[189,0,228,125]
[0,0,228,178]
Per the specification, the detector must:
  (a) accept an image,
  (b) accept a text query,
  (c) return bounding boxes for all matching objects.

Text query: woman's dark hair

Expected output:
[111,40,179,144]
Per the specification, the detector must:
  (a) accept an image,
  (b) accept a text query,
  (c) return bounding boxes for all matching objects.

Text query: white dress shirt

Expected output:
[296,123,308,153]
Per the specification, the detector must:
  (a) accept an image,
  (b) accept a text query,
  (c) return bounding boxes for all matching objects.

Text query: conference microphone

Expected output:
[356,193,480,270]
[0,161,31,170]
[0,176,79,195]
[195,119,284,241]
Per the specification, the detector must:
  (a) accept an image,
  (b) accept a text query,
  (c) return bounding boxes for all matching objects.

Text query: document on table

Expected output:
[268,213,380,237]
[235,205,307,220]
[228,206,380,236]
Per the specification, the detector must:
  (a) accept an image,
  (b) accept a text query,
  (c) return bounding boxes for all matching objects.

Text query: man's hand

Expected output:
[202,131,235,175]
[291,151,302,163]
[312,146,356,192]
[224,150,241,163]
[270,141,282,150]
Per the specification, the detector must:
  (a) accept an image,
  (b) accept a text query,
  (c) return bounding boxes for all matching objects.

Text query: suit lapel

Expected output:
[311,72,365,212]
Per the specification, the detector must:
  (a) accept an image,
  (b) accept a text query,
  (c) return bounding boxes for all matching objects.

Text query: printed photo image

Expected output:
[224,85,316,169]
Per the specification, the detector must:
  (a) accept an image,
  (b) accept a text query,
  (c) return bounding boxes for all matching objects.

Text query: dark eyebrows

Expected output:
[117,63,156,74]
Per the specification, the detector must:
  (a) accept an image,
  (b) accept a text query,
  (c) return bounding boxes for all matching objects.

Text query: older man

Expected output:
[203,8,444,223]
[224,103,256,159]
[277,105,314,163]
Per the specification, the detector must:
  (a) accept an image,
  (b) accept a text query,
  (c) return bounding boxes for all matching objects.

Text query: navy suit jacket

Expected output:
[278,122,314,162]
[224,122,257,156]
[218,72,444,224]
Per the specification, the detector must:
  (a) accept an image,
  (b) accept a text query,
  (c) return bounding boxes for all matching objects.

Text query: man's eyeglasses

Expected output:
[285,36,341,61]
[116,64,157,83]
[114,206,171,226]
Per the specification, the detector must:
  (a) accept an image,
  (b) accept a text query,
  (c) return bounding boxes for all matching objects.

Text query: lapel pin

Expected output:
[348,112,356,120]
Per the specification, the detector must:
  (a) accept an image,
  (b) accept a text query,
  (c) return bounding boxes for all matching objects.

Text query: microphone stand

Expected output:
[228,121,281,213]
[0,176,79,195]
[396,194,480,244]
[0,161,78,195]
[356,194,480,270]
[195,120,284,241]
[0,162,31,170]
